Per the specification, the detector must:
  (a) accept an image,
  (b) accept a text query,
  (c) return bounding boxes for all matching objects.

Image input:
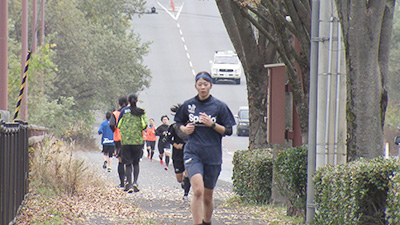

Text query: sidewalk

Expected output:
[77,149,267,225]
[87,112,266,224]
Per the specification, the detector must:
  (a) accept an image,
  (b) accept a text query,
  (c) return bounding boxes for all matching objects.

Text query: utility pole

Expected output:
[306,0,320,223]
[20,0,29,121]
[32,0,38,53]
[40,0,45,46]
[0,0,8,111]
[316,0,347,168]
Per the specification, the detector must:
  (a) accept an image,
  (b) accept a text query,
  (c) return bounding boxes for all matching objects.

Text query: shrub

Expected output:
[31,136,88,196]
[232,148,273,204]
[274,145,307,217]
[386,172,400,224]
[313,157,400,225]
[62,115,95,145]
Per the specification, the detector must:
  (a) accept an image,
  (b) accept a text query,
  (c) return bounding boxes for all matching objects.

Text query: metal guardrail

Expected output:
[0,120,29,225]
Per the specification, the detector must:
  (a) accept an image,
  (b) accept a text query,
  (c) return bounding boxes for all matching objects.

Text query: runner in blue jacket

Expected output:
[98,112,115,172]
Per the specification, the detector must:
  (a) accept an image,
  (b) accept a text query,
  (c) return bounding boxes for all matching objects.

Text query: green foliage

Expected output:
[232,148,274,204]
[77,0,146,32]
[44,0,151,112]
[384,104,400,128]
[388,5,400,105]
[313,157,400,225]
[386,172,400,224]
[274,145,307,217]
[7,0,150,140]
[7,18,24,112]
[61,113,95,144]
[8,41,87,138]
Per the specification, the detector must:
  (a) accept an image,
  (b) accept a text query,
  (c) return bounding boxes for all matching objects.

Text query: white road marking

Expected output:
[157,1,184,21]
[157,1,195,75]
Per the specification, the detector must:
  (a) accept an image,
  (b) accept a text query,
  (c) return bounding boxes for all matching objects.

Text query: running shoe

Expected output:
[182,195,188,201]
[133,184,140,192]
[150,159,153,162]
[124,184,130,192]
[107,167,111,172]
[103,161,107,169]
[160,159,164,165]
[128,184,134,193]
[165,165,168,170]
[118,183,124,188]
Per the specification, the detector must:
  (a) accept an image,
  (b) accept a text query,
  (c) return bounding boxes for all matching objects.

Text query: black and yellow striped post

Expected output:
[13,51,32,122]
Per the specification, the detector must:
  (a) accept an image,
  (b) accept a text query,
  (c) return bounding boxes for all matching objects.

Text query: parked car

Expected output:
[235,106,249,136]
[209,50,242,84]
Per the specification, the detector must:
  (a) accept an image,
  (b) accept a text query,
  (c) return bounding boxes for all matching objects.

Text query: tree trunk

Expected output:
[216,0,276,149]
[335,0,394,160]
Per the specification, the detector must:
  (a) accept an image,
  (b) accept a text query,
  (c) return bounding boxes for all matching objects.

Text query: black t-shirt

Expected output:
[167,123,188,161]
[156,124,171,150]
[174,95,236,165]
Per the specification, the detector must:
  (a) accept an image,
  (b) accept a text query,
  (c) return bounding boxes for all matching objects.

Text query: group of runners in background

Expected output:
[97,71,236,225]
[97,94,191,198]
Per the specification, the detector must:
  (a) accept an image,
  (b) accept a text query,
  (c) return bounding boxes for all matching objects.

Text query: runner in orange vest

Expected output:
[109,95,128,188]
[140,130,146,161]
[144,118,157,162]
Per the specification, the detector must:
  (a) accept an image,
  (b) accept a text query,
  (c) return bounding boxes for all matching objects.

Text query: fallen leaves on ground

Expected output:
[15,182,302,225]
[15,184,153,224]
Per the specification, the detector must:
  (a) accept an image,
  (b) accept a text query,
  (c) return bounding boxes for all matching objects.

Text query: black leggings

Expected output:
[126,163,139,185]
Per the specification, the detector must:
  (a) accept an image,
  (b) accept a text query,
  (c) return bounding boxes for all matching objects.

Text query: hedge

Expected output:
[386,171,400,224]
[232,148,273,204]
[313,157,400,224]
[274,145,307,217]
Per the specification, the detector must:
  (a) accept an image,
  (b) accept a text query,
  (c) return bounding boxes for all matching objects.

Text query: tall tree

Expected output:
[7,0,151,138]
[335,0,395,160]
[215,0,311,149]
[216,0,395,159]
[44,0,150,112]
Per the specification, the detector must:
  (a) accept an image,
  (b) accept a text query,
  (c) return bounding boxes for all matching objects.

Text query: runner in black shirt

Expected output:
[167,104,190,200]
[174,71,236,225]
[155,115,171,170]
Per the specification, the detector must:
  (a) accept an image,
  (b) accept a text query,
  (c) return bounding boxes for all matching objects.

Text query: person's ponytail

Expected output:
[128,93,144,116]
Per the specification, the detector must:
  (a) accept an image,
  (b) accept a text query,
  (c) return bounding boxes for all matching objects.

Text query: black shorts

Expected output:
[121,145,142,165]
[114,141,122,156]
[102,145,114,157]
[173,159,185,174]
[158,143,171,154]
[146,141,155,150]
